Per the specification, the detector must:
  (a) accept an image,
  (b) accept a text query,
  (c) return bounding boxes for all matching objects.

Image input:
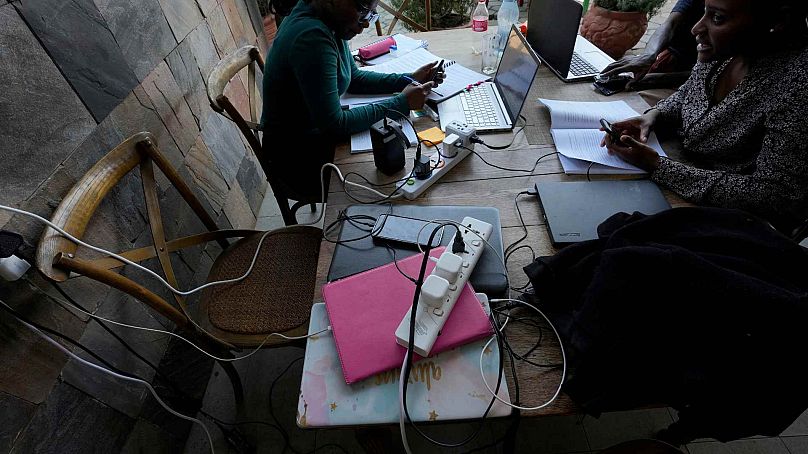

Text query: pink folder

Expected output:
[323,247,494,384]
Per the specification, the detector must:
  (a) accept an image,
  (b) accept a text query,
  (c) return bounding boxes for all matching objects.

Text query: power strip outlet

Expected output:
[395,217,494,357]
[445,121,476,148]
[399,137,473,200]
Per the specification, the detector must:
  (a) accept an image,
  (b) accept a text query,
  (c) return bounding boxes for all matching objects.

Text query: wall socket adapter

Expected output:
[445,121,476,148]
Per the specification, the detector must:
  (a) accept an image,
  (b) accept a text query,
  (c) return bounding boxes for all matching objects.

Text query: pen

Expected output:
[403,75,443,97]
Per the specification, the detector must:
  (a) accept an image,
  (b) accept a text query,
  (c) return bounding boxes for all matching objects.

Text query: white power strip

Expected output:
[394,217,494,357]
[400,121,476,200]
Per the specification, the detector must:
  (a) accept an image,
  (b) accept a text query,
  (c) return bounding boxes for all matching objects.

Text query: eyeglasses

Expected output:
[357,2,379,24]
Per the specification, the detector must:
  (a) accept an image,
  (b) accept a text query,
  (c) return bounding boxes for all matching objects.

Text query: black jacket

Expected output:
[524,207,808,441]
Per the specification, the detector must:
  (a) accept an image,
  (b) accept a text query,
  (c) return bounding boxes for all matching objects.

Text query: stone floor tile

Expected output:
[583,408,674,451]
[782,436,808,454]
[16,0,138,122]
[258,192,283,218]
[166,39,212,130]
[157,0,203,43]
[186,21,223,82]
[93,0,177,81]
[782,409,808,437]
[0,5,97,205]
[687,437,790,454]
[61,292,170,418]
[0,391,36,453]
[10,382,133,453]
[141,61,200,155]
[201,112,248,185]
[208,3,238,56]
[256,215,285,231]
[121,418,185,454]
[223,185,257,229]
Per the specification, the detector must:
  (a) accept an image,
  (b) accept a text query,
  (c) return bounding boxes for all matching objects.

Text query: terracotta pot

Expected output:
[263,14,278,45]
[580,6,648,60]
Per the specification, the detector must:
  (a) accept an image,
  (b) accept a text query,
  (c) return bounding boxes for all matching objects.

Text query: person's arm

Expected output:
[600,11,686,79]
[652,67,697,127]
[291,30,410,136]
[348,55,410,94]
[651,91,808,224]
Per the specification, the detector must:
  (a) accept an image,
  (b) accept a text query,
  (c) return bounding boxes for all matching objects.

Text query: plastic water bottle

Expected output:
[496,0,519,51]
[472,0,489,32]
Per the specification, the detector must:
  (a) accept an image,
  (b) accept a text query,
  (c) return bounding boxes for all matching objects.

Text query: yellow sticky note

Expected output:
[417,127,445,147]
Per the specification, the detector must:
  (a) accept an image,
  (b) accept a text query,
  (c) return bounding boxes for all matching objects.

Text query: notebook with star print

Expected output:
[297,302,512,427]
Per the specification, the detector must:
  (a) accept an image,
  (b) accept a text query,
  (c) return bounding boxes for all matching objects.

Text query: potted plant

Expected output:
[390,0,476,31]
[580,0,667,59]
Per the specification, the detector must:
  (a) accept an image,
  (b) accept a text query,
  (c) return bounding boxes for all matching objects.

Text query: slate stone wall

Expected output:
[0,0,269,451]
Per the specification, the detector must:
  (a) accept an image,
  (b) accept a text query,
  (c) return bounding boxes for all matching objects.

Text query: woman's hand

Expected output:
[600,111,659,146]
[411,61,446,86]
[600,54,657,89]
[602,133,661,172]
[402,81,435,109]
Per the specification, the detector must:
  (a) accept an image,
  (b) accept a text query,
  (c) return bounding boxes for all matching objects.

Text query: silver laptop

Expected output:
[438,26,541,133]
[526,0,614,82]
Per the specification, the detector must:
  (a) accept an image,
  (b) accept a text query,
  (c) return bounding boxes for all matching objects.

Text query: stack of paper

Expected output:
[360,48,489,102]
[360,34,429,65]
[539,99,668,174]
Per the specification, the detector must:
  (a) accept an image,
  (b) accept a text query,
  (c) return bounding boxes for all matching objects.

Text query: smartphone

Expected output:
[600,118,622,143]
[593,74,631,96]
[371,214,445,249]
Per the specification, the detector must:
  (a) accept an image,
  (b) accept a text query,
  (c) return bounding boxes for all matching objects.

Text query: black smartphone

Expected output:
[593,74,631,96]
[371,214,445,249]
[600,118,622,143]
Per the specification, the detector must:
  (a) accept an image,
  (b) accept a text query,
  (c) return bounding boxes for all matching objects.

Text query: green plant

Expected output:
[595,0,667,17]
[390,0,477,30]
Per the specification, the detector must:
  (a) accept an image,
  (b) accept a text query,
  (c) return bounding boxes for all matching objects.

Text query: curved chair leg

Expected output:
[219,360,246,417]
[309,203,316,213]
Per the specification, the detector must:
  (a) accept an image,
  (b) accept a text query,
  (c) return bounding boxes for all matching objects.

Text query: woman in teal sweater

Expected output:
[262,0,442,199]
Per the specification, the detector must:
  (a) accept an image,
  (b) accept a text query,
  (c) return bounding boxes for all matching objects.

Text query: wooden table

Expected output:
[314,28,687,417]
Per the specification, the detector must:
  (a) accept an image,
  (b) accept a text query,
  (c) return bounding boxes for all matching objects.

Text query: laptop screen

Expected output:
[525,0,582,76]
[494,27,541,124]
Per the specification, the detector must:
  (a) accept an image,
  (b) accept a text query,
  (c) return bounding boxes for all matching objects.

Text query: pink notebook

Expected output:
[323,247,493,384]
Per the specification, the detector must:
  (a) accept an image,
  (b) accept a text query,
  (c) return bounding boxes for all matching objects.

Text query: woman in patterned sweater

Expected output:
[602,0,808,233]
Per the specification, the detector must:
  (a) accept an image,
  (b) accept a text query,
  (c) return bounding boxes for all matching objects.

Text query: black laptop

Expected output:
[535,180,672,245]
[327,205,508,296]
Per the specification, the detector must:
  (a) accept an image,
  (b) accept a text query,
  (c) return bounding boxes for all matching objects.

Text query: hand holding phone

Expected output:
[600,118,623,144]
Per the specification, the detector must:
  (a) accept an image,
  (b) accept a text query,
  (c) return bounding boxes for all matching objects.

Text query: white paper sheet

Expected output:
[551,129,666,171]
[360,48,489,101]
[539,98,642,129]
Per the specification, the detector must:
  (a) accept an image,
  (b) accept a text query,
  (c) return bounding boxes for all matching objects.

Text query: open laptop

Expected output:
[526,0,615,82]
[535,180,671,246]
[437,25,540,133]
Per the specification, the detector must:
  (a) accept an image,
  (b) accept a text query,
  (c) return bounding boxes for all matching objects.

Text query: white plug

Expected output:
[434,252,462,286]
[419,274,450,309]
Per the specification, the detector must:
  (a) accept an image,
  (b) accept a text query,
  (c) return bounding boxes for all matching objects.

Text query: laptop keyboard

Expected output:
[459,87,501,128]
[569,52,598,77]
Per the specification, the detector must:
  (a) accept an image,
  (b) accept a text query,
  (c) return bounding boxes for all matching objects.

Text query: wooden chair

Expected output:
[35,132,322,413]
[206,45,318,226]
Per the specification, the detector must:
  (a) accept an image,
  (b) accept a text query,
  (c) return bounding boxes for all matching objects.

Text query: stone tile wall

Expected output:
[0,0,269,450]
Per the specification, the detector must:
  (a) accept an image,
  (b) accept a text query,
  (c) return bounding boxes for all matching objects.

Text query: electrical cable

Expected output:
[397,223,506,452]
[469,125,526,150]
[479,298,566,411]
[0,298,216,454]
[41,288,330,363]
[458,147,559,174]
